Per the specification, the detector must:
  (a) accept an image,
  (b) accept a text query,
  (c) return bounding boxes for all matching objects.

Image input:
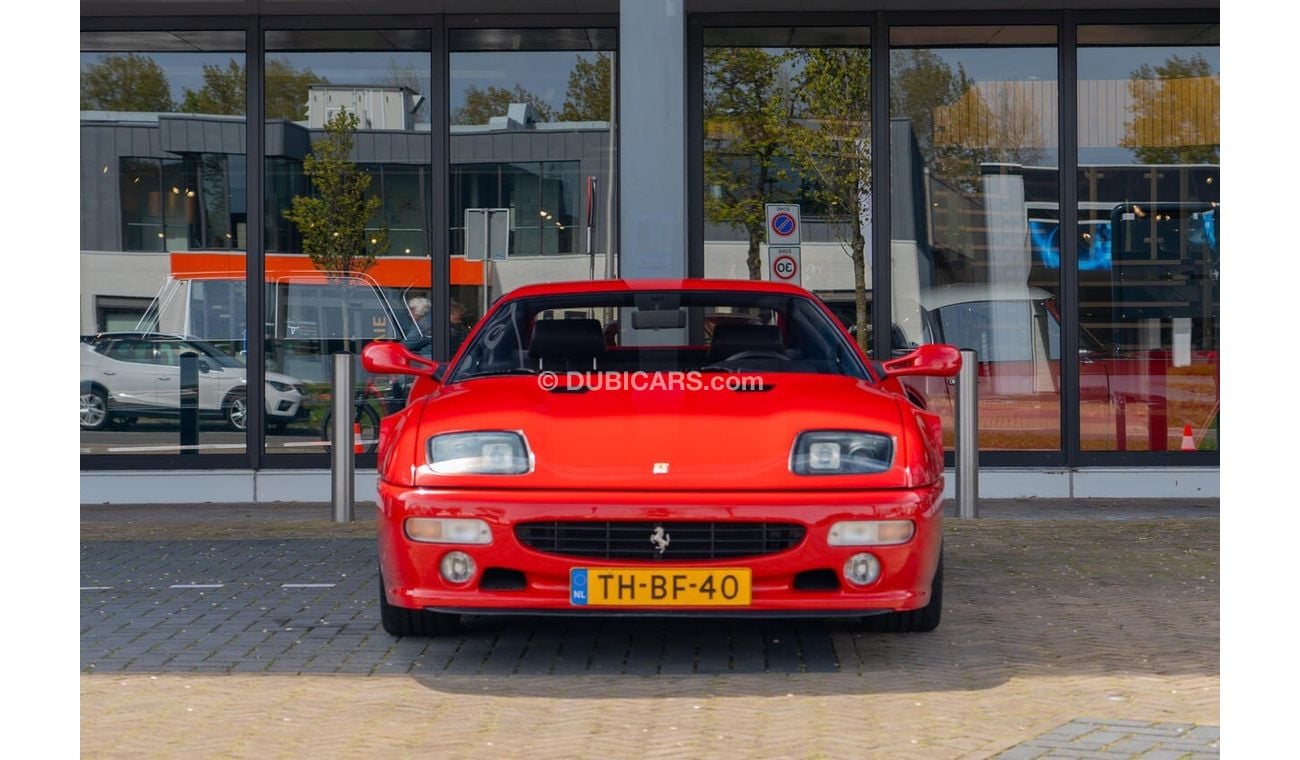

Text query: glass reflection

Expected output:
[1077,28,1219,451]
[702,29,873,349]
[80,34,248,456]
[888,31,1061,451]
[450,36,617,330]
[262,33,432,455]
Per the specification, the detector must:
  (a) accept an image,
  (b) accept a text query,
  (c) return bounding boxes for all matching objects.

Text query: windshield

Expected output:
[183,339,245,368]
[449,290,871,382]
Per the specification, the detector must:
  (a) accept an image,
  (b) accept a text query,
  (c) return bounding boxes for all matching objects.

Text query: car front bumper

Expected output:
[377,481,945,615]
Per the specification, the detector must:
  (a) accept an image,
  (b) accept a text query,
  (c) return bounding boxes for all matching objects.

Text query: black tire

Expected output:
[81,387,110,431]
[379,577,461,637]
[321,403,381,455]
[860,551,943,633]
[224,389,248,432]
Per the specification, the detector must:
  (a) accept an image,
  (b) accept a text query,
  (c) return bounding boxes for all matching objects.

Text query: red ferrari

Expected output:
[362,279,961,636]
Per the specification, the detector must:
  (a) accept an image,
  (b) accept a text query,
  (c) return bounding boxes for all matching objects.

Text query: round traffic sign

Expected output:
[771,212,797,237]
[772,254,798,281]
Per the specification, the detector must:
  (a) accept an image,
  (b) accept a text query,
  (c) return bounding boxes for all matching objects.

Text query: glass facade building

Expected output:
[80,2,1218,494]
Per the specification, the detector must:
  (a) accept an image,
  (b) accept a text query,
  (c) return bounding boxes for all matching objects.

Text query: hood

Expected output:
[265,370,302,386]
[404,372,923,490]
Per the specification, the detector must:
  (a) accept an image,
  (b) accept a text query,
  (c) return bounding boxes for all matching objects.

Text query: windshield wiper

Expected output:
[458,367,538,380]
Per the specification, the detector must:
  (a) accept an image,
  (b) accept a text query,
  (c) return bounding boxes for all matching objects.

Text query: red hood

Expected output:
[397,373,928,491]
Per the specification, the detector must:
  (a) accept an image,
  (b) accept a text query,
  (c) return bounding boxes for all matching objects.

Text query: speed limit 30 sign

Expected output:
[769,246,801,286]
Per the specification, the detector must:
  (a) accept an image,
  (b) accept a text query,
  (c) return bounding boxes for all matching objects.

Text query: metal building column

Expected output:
[619,0,687,278]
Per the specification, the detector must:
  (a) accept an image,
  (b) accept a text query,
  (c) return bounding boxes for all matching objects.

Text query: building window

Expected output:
[701,27,873,350]
[81,30,248,457]
[887,26,1061,452]
[450,161,581,256]
[1076,24,1219,452]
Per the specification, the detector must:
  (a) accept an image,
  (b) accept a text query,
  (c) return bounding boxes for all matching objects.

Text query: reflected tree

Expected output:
[454,84,556,124]
[788,48,873,350]
[702,47,797,281]
[81,53,173,112]
[178,58,327,120]
[1122,53,1219,164]
[282,109,389,342]
[560,52,613,122]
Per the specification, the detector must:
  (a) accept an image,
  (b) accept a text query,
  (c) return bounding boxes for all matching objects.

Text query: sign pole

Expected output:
[481,211,490,317]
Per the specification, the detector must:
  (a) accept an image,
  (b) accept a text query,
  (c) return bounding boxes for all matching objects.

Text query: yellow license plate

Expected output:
[570,568,751,606]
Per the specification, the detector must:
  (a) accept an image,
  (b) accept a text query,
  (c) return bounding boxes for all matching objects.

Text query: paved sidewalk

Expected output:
[81,500,1218,758]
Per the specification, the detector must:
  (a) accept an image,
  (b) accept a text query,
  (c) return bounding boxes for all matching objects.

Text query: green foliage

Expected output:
[177,57,327,119]
[560,52,613,121]
[180,59,244,115]
[702,47,797,280]
[1122,53,1220,164]
[281,109,388,276]
[787,48,874,350]
[454,84,556,125]
[81,53,173,112]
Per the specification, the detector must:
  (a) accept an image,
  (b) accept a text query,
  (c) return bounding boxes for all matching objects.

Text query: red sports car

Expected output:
[362,279,961,637]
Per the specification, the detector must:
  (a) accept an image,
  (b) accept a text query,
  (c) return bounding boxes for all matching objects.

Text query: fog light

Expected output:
[843,552,881,586]
[440,551,476,584]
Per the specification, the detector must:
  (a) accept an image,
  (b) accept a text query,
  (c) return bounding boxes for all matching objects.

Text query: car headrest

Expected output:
[528,318,606,360]
[707,324,784,363]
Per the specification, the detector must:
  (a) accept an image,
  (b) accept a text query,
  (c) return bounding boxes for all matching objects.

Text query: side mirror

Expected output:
[362,340,440,380]
[197,359,211,374]
[881,343,962,378]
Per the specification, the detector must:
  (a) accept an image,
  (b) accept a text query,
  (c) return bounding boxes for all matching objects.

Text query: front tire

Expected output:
[224,390,248,432]
[81,388,109,430]
[860,551,943,633]
[379,577,461,637]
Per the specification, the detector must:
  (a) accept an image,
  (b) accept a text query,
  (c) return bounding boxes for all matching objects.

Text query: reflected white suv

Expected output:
[80,333,306,431]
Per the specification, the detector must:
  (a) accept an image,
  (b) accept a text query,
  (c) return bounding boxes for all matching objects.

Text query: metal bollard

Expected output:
[955,349,979,519]
[331,353,355,523]
[179,351,199,455]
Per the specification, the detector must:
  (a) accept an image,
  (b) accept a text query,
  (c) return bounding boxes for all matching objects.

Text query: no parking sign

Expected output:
[765,204,801,245]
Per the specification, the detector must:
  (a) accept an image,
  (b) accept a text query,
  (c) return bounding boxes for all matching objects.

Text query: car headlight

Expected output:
[428,431,532,475]
[268,380,292,392]
[791,431,893,475]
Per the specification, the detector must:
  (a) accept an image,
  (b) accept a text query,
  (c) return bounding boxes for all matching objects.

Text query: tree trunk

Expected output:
[852,228,868,353]
[747,225,764,281]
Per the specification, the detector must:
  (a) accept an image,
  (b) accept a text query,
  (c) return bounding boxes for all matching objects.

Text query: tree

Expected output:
[1121,53,1220,164]
[266,58,328,121]
[178,58,327,120]
[282,108,388,277]
[81,53,173,112]
[180,58,244,115]
[787,48,874,351]
[453,84,556,125]
[560,52,612,121]
[702,47,797,281]
[889,50,987,191]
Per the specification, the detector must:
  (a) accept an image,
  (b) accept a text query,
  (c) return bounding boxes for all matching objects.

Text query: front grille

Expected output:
[515,521,805,560]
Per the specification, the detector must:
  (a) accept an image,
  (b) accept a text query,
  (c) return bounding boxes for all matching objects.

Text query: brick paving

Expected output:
[81,502,1219,758]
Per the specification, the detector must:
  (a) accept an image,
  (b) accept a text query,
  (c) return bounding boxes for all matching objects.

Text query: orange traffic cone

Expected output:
[1180,424,1195,452]
[353,422,363,454]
